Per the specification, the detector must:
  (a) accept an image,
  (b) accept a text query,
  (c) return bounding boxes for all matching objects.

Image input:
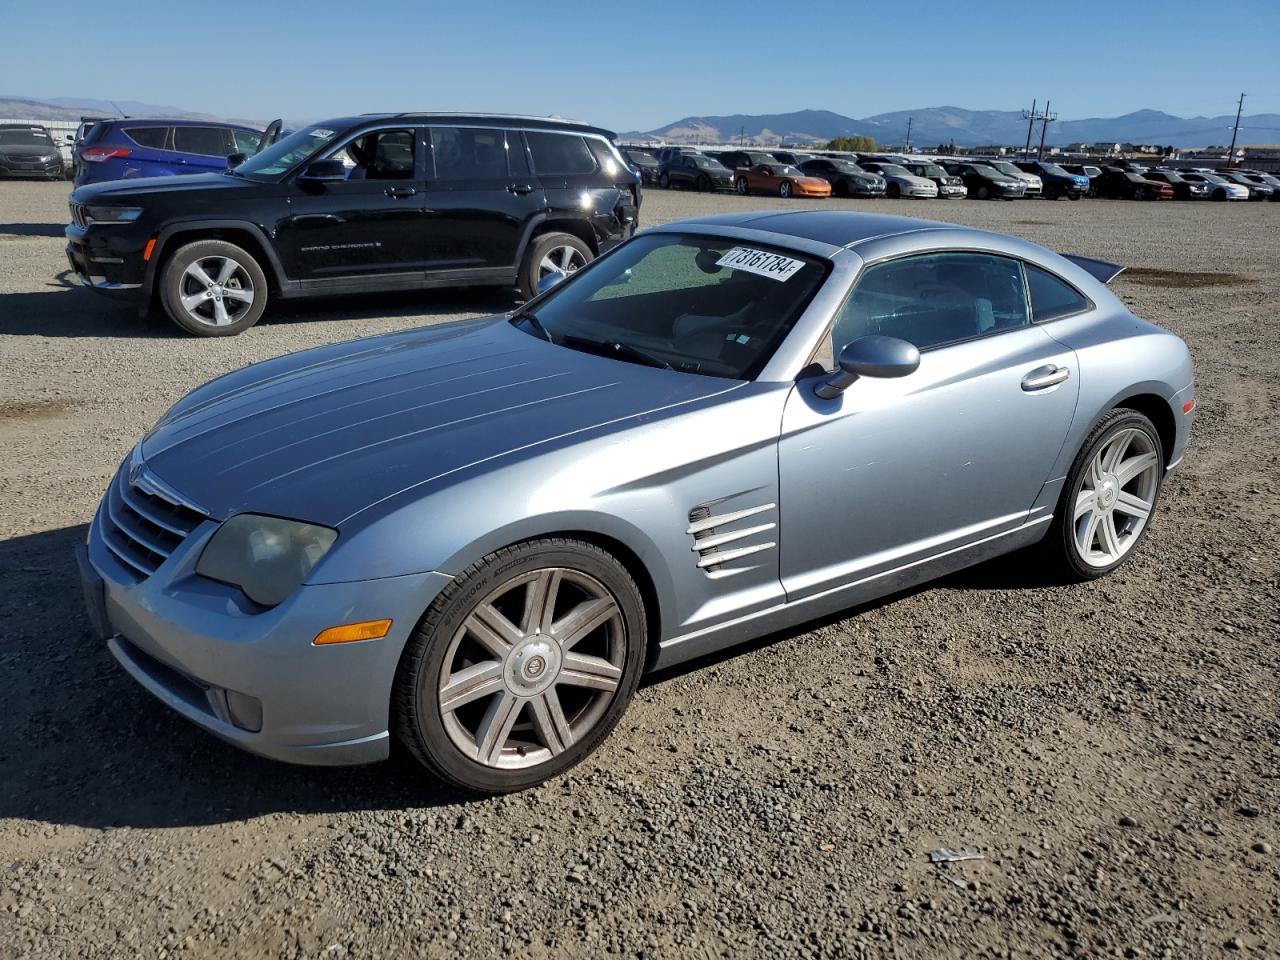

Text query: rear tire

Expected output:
[159,239,268,337]
[392,538,647,793]
[658,172,670,189]
[1041,409,1165,582]
[517,231,592,301]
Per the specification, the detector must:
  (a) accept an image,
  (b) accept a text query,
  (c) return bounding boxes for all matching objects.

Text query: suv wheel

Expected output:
[159,239,268,337]
[658,172,670,189]
[392,538,647,792]
[517,232,592,301]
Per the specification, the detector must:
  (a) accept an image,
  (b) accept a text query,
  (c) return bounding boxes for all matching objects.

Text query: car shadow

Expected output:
[0,222,66,238]
[3,524,1060,830]
[0,272,517,338]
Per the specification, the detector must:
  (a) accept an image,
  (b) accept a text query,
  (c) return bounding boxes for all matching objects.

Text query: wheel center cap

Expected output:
[505,637,561,696]
[1099,475,1119,508]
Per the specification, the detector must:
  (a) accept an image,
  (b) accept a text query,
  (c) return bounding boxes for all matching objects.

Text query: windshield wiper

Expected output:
[560,335,672,371]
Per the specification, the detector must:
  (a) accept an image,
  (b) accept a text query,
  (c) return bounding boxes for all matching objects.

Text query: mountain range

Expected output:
[630,107,1280,148]
[0,95,265,128]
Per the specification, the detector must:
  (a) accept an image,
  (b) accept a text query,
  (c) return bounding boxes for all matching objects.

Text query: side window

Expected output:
[431,127,506,179]
[232,129,262,154]
[584,138,622,176]
[832,252,1029,354]
[124,127,168,149]
[172,126,229,157]
[525,131,597,175]
[1025,263,1090,322]
[505,130,530,176]
[336,128,416,180]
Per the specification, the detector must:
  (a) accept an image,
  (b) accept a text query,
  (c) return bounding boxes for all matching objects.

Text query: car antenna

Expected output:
[110,101,126,118]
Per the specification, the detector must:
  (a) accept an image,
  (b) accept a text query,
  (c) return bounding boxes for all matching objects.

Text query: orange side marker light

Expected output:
[313,619,393,645]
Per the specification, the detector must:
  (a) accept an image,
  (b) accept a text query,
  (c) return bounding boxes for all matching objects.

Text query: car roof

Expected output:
[663,210,969,250]
[346,113,617,139]
[95,117,261,131]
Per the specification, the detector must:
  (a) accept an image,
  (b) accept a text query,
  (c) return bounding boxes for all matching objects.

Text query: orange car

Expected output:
[732,163,831,199]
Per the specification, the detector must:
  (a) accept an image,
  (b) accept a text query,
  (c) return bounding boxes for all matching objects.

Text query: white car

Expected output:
[860,161,939,198]
[988,160,1043,197]
[1179,171,1250,201]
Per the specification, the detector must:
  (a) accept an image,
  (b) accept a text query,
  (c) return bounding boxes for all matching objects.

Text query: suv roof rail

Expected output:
[372,111,595,127]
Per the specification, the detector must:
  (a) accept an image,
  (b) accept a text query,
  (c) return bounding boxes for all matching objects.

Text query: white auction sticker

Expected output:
[715,246,806,281]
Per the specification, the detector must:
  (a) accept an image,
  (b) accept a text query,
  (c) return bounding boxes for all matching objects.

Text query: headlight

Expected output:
[83,205,143,224]
[196,514,337,607]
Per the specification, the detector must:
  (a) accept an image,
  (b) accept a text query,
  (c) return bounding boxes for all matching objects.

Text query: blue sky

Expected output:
[3,0,1277,130]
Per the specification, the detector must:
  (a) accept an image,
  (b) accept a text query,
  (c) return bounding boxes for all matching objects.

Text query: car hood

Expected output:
[0,144,59,158]
[70,172,262,204]
[140,317,742,528]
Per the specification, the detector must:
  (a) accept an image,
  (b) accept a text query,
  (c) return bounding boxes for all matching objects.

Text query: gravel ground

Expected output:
[1,181,1277,959]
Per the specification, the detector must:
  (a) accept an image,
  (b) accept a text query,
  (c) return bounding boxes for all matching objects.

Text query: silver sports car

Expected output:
[77,211,1195,792]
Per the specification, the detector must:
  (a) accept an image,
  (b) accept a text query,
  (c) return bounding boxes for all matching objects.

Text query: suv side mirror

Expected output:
[226,152,247,169]
[298,159,347,183]
[814,335,920,399]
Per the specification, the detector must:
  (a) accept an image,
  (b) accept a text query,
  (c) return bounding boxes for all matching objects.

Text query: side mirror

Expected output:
[298,159,347,183]
[814,335,920,399]
[536,268,568,296]
[226,152,247,169]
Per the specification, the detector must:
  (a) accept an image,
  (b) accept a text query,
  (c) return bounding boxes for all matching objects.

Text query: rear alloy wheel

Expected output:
[517,232,592,301]
[159,239,268,336]
[779,180,793,198]
[1044,409,1164,581]
[734,178,748,195]
[393,538,646,792]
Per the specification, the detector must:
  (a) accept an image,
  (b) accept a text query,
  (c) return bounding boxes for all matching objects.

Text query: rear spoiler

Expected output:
[1061,254,1125,285]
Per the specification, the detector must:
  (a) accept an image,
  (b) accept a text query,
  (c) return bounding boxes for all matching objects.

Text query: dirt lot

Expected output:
[1,180,1277,959]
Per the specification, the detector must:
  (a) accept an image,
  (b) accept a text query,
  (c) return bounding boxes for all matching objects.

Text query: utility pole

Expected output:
[1037,101,1057,159]
[1226,93,1245,166]
[905,117,913,153]
[1023,100,1038,158]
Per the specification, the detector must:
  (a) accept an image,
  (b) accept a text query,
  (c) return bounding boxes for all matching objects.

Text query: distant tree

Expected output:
[826,136,876,153]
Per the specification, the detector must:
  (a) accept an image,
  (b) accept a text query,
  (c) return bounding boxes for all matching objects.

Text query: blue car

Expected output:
[74,117,278,186]
[1014,160,1090,200]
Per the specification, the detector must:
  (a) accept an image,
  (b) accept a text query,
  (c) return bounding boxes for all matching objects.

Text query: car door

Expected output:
[275,125,429,282]
[422,125,544,275]
[778,250,1080,602]
[118,125,174,178]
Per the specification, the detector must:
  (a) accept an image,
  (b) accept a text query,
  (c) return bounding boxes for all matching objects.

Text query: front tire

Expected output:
[392,538,647,793]
[887,182,901,199]
[1043,409,1164,581]
[517,232,592,301]
[779,180,793,198]
[975,184,989,200]
[159,239,268,337]
[734,178,748,195]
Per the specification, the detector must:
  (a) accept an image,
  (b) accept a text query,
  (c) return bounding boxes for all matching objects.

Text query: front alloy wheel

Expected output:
[159,238,269,336]
[394,539,646,792]
[734,178,748,195]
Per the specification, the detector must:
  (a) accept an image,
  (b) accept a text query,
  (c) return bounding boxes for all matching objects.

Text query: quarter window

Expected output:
[1025,263,1090,322]
[172,126,229,157]
[525,131,597,175]
[832,252,1029,353]
[431,127,507,179]
[124,126,169,149]
[231,129,262,154]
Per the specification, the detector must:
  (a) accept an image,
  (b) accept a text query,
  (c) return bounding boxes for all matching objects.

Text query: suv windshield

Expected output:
[0,128,52,146]
[513,233,828,380]
[234,123,345,178]
[693,156,727,171]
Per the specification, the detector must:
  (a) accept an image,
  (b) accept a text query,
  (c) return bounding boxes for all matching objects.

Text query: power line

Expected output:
[1037,100,1057,160]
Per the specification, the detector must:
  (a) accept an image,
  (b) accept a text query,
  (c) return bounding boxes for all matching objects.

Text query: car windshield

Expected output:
[693,156,727,170]
[1039,163,1069,176]
[513,232,828,380]
[765,164,799,176]
[990,161,1021,176]
[876,164,909,176]
[1197,173,1226,184]
[828,160,863,174]
[916,163,946,177]
[1084,166,1101,176]
[0,128,51,146]
[233,123,346,178]
[968,165,1002,178]
[626,151,655,165]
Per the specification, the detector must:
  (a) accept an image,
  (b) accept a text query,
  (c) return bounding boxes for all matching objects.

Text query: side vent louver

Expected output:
[687,500,777,573]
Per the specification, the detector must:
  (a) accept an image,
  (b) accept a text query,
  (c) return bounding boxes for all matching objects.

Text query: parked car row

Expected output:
[622,143,1278,203]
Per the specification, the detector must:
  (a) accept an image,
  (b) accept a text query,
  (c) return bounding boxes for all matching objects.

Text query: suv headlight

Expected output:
[83,205,143,224]
[196,514,337,607]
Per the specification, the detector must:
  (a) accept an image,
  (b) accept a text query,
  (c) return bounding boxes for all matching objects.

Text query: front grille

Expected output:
[70,202,87,228]
[100,463,206,580]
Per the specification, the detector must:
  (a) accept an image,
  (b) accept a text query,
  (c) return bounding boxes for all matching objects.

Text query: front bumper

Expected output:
[0,159,64,178]
[65,221,150,297]
[79,485,453,766]
[938,185,966,198]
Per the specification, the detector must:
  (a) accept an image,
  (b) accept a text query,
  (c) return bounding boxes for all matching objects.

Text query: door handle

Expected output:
[1021,364,1071,391]
[507,183,535,195]
[384,186,417,198]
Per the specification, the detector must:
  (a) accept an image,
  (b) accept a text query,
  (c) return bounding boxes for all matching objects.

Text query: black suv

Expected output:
[65,113,641,336]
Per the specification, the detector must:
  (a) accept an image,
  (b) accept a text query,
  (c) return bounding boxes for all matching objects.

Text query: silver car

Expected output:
[77,211,1195,792]
[860,161,939,199]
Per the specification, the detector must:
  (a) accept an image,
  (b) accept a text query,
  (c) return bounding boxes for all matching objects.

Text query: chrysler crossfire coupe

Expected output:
[78,211,1195,792]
